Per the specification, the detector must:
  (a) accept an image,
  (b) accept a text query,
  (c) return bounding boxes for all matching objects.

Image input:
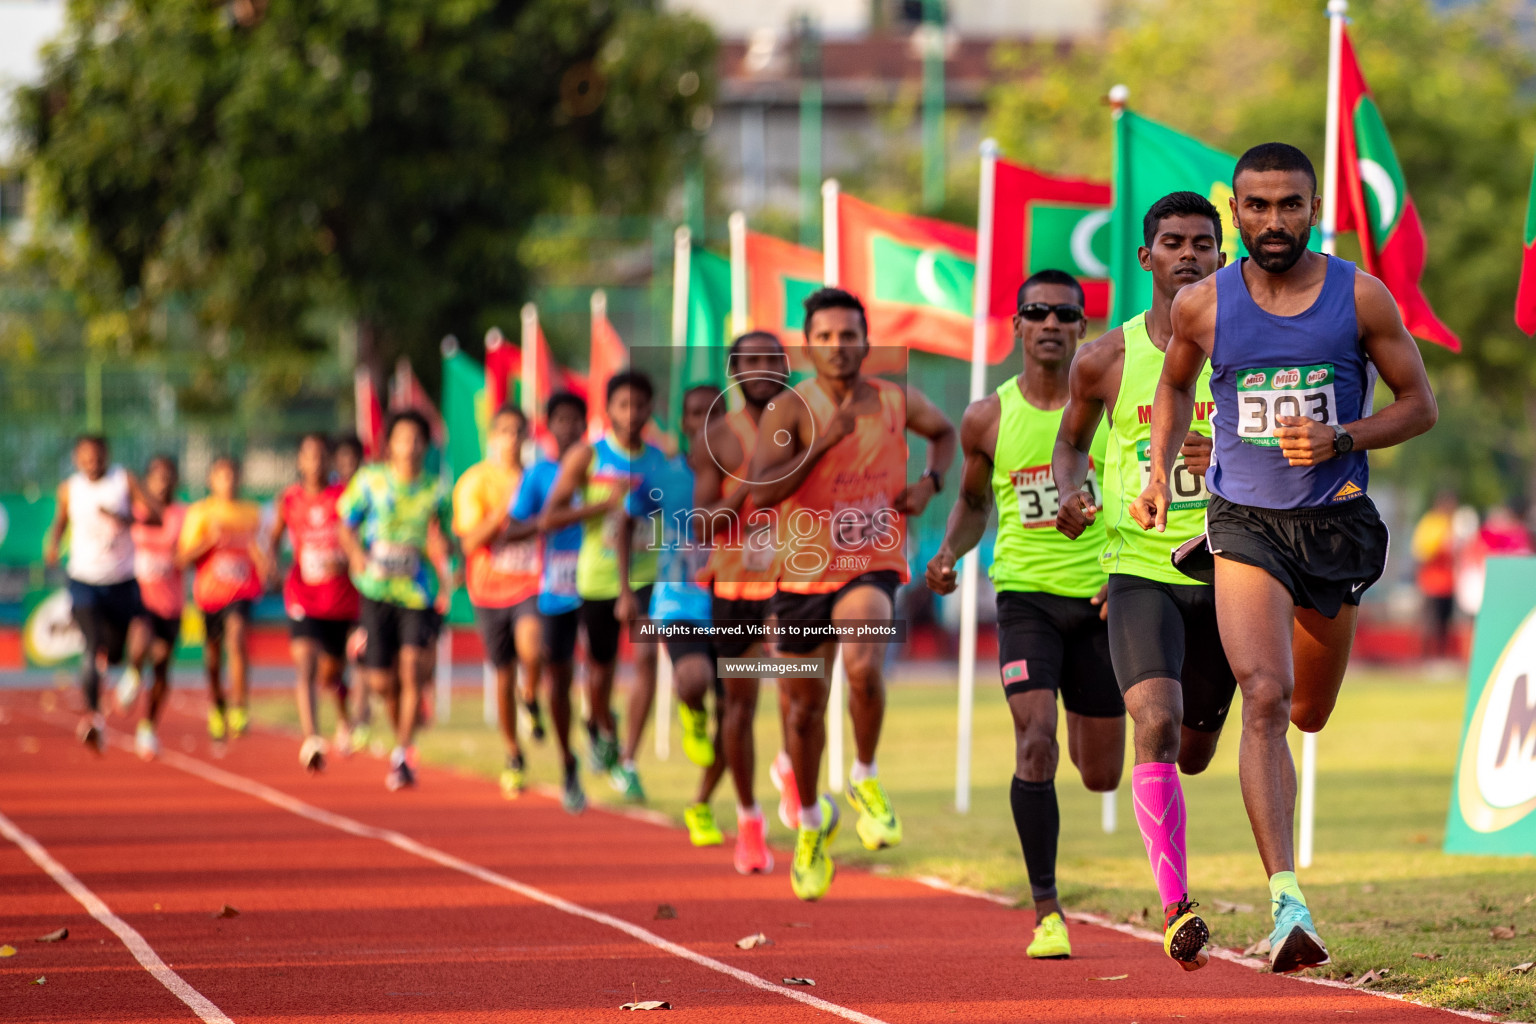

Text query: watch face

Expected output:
[1335,431,1354,454]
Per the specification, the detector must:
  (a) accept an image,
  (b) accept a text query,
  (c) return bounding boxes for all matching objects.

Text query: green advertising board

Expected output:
[1445,556,1536,856]
[21,587,205,668]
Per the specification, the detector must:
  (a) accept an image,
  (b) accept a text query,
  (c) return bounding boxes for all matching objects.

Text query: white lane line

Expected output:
[0,808,235,1024]
[106,735,889,1024]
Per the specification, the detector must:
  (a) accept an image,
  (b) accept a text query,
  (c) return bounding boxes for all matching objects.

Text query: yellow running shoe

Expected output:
[228,706,249,738]
[790,795,840,902]
[683,803,724,846]
[1027,911,1072,959]
[678,704,715,768]
[1163,897,1211,972]
[207,708,227,742]
[845,777,903,850]
[499,764,526,799]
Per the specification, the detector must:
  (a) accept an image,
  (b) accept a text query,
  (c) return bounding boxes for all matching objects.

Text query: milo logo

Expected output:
[1242,372,1267,388]
[1306,368,1330,386]
[1273,368,1302,388]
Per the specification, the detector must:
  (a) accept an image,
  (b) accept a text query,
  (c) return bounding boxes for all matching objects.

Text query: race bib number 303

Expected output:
[1136,440,1210,512]
[1235,364,1337,446]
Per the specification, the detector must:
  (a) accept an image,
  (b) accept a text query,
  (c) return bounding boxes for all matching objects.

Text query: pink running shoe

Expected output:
[734,813,774,875]
[769,752,799,831]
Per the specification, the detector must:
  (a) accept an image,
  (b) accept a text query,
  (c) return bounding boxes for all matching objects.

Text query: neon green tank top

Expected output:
[988,377,1109,598]
[1100,312,1216,585]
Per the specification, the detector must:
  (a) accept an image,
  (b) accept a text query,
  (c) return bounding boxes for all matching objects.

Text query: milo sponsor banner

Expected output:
[1445,556,1536,855]
[1233,363,1338,447]
[21,587,205,668]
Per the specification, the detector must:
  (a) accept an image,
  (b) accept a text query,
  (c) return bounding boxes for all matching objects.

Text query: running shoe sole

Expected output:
[1165,912,1210,970]
[1270,925,1330,974]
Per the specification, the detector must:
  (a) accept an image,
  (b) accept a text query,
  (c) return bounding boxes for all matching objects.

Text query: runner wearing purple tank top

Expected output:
[1134,144,1437,975]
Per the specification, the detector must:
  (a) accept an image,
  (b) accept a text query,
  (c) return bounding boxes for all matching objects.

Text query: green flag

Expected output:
[673,245,732,427]
[441,347,486,481]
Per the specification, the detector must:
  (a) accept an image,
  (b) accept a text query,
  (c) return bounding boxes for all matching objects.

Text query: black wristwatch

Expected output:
[1331,425,1355,457]
[922,468,944,494]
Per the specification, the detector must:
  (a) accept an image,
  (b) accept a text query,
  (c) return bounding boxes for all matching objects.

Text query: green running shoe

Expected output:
[1269,894,1329,974]
[561,763,587,815]
[678,704,715,768]
[1027,911,1072,959]
[845,777,903,850]
[683,803,724,846]
[610,762,645,803]
[790,795,841,902]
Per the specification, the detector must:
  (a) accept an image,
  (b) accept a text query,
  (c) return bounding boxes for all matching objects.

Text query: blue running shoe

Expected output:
[1269,894,1329,974]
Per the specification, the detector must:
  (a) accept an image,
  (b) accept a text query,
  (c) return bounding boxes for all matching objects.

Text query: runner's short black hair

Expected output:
[333,433,364,459]
[546,390,587,422]
[492,403,527,429]
[802,287,868,339]
[606,369,654,404]
[146,454,178,476]
[74,433,107,451]
[1143,191,1223,248]
[728,330,783,360]
[299,431,332,452]
[385,409,431,444]
[210,453,240,473]
[684,382,721,402]
[1017,269,1085,310]
[1234,142,1317,194]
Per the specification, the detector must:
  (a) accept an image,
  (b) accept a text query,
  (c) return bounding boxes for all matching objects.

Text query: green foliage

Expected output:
[15,0,716,374]
[986,0,1536,505]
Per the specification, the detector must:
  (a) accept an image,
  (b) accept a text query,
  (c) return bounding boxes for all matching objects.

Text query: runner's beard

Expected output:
[1243,225,1311,274]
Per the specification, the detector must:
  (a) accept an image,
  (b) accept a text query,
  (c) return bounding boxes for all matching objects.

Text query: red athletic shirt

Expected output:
[280,483,360,622]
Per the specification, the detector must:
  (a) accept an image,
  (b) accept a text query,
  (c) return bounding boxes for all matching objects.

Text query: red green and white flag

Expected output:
[990,161,1111,320]
[354,367,385,458]
[588,293,628,439]
[1517,157,1536,336]
[1333,29,1459,351]
[744,230,823,345]
[834,192,1012,363]
[389,358,446,445]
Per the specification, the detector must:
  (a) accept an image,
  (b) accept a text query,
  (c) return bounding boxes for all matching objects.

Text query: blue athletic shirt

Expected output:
[627,453,710,625]
[510,457,582,615]
[1207,255,1371,509]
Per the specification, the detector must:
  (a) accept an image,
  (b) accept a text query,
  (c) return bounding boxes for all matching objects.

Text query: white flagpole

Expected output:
[729,211,749,336]
[435,626,452,724]
[653,230,693,760]
[954,139,998,814]
[821,179,840,286]
[819,178,847,792]
[483,661,496,727]
[519,303,538,425]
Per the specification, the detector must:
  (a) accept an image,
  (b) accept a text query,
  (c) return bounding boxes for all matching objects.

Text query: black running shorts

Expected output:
[473,596,540,667]
[710,594,771,658]
[290,615,353,661]
[769,570,902,655]
[358,597,435,669]
[1199,494,1389,619]
[995,590,1122,719]
[202,599,252,648]
[542,608,581,664]
[144,611,183,647]
[580,585,653,665]
[68,578,142,666]
[1106,574,1236,734]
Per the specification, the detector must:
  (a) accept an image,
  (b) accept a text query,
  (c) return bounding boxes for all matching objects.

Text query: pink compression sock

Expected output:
[1131,762,1189,910]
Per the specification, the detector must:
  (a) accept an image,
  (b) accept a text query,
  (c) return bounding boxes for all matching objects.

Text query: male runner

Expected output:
[927,269,1122,960]
[330,433,374,750]
[749,287,956,901]
[178,455,266,743]
[511,391,590,813]
[1053,191,1236,971]
[691,332,791,871]
[45,435,161,751]
[545,370,666,802]
[337,410,455,791]
[268,434,360,773]
[453,404,544,798]
[125,456,185,760]
[1137,145,1437,973]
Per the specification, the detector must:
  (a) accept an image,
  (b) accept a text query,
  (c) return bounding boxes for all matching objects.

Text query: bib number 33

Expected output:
[1236,364,1337,447]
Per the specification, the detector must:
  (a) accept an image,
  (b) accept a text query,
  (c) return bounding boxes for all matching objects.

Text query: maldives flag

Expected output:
[441,344,486,480]
[745,230,823,345]
[1334,30,1459,351]
[835,192,1012,363]
[389,358,447,446]
[991,161,1111,319]
[588,293,628,439]
[1517,158,1536,336]
[484,327,519,412]
[353,367,385,458]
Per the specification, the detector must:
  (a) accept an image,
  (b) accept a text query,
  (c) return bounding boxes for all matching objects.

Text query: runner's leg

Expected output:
[833,584,894,772]
[1289,604,1357,733]
[622,638,658,763]
[396,644,423,749]
[723,676,760,810]
[146,639,172,724]
[292,637,321,739]
[227,611,250,714]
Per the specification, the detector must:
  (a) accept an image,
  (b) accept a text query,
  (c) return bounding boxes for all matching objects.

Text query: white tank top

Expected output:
[67,467,135,585]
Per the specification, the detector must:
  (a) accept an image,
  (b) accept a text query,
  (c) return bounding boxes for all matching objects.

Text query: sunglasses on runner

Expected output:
[1017,302,1085,323]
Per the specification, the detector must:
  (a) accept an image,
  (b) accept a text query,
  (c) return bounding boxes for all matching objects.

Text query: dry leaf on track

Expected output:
[0,945,17,957]
[1242,937,1271,957]
[35,928,68,943]
[1411,952,1443,961]
[1491,925,1517,940]
[782,977,815,986]
[1351,968,1389,988]
[619,1000,671,1010]
[1213,900,1255,914]
[653,904,677,920]
[1124,908,1149,925]
[1510,963,1534,975]
[735,933,772,950]
[1092,974,1129,981]
[212,905,240,919]
[32,977,45,985]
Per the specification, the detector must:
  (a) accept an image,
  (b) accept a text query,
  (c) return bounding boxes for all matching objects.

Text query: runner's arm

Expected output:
[897,386,957,516]
[1054,331,1114,539]
[176,510,221,569]
[616,514,640,624]
[926,396,996,595]
[1138,283,1214,531]
[261,509,287,587]
[541,444,612,532]
[1272,272,1437,466]
[124,473,162,526]
[749,393,848,509]
[43,482,68,566]
[689,425,746,543]
[454,491,509,555]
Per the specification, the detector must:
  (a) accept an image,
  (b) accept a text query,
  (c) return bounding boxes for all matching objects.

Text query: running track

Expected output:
[0,690,1479,1023]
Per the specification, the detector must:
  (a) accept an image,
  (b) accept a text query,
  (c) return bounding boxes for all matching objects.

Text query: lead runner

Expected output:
[1137,143,1437,973]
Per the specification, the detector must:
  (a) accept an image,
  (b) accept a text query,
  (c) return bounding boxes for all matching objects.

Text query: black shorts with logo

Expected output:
[1193,493,1390,619]
[711,593,772,658]
[1106,574,1237,734]
[68,578,142,665]
[474,596,540,667]
[769,570,902,655]
[995,590,1122,719]
[290,615,354,661]
[202,599,252,648]
[359,597,436,669]
[579,585,654,665]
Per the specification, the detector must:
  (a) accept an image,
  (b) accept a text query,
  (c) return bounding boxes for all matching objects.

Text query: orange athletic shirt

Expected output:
[777,377,909,595]
[707,409,780,602]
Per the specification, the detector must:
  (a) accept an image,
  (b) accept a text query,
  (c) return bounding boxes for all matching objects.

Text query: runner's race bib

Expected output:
[134,550,175,582]
[369,540,420,579]
[1010,464,1099,528]
[1135,440,1210,512]
[490,538,540,576]
[1235,364,1338,447]
[546,550,579,596]
[209,550,252,584]
[299,544,346,585]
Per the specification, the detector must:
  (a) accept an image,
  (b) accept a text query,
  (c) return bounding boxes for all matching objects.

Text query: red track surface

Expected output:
[0,689,1474,1023]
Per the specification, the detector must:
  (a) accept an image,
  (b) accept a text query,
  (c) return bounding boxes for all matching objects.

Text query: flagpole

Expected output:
[729,211,749,336]
[657,228,693,761]
[519,303,538,426]
[819,176,846,793]
[952,139,998,815]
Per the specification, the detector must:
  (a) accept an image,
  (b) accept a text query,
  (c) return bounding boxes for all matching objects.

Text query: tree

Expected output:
[15,0,717,378]
[987,0,1536,506]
